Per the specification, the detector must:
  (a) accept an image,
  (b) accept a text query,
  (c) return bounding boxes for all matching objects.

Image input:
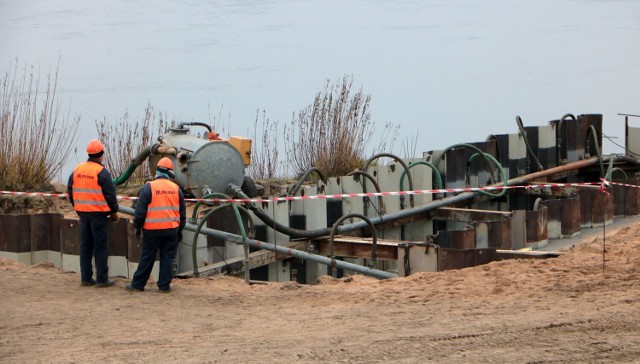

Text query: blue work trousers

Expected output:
[130,233,178,291]
[79,216,110,283]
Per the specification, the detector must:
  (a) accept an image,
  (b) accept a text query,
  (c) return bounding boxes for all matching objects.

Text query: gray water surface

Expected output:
[1,0,639,177]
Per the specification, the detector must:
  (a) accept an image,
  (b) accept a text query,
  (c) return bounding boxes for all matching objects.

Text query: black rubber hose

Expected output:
[556,113,576,165]
[287,167,327,196]
[516,115,544,172]
[178,122,212,133]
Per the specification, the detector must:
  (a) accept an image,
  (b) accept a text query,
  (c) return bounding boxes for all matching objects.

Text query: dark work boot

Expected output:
[124,283,143,292]
[81,279,96,287]
[96,280,116,288]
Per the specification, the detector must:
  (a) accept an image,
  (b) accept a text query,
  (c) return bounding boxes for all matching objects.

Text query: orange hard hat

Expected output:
[86,139,105,155]
[157,157,173,170]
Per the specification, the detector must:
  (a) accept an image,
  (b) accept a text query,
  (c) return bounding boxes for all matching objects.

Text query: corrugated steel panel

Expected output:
[437,248,497,271]
[561,196,581,237]
[433,228,475,249]
[579,114,603,158]
[613,178,640,216]
[107,219,129,257]
[60,218,80,255]
[541,199,562,239]
[0,214,30,253]
[30,213,61,252]
[526,206,548,243]
[579,188,613,227]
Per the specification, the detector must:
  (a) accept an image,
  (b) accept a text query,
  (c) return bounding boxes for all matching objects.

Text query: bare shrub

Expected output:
[246,109,288,180]
[400,128,419,159]
[286,75,378,178]
[95,103,167,183]
[0,60,79,191]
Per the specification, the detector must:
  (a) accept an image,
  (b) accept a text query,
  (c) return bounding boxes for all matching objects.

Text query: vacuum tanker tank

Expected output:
[148,127,251,198]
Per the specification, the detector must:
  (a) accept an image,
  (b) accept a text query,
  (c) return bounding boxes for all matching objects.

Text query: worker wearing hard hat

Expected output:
[67,139,120,288]
[126,157,186,293]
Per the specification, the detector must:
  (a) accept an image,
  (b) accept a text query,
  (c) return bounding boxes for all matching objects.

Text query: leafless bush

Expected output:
[95,103,167,182]
[246,109,288,180]
[400,129,419,159]
[286,75,377,178]
[0,60,79,191]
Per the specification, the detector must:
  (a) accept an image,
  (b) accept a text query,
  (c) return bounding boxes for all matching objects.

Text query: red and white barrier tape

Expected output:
[0,179,620,203]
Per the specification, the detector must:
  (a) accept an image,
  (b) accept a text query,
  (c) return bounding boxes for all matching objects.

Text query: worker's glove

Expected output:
[109,212,120,223]
[134,227,142,240]
[178,231,183,242]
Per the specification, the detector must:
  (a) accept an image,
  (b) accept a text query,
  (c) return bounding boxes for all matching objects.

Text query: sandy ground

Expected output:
[2,220,640,363]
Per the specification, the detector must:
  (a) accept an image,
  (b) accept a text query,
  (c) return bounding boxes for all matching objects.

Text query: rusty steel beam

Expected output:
[522,184,579,197]
[432,207,511,222]
[437,248,497,271]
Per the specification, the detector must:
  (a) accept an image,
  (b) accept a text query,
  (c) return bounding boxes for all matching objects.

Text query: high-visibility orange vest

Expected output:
[71,161,110,213]
[143,178,180,230]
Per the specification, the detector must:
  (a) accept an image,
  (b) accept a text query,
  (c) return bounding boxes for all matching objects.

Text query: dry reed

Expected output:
[95,103,167,182]
[286,75,376,178]
[0,60,79,191]
[246,109,288,180]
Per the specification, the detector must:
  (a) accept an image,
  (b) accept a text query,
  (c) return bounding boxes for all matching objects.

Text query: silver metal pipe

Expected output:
[118,205,397,280]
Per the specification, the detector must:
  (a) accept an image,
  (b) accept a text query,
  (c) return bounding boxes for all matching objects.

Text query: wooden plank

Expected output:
[314,236,401,260]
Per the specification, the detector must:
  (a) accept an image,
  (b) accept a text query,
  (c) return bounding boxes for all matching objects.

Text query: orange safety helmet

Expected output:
[156,157,175,179]
[86,139,105,155]
[156,157,173,170]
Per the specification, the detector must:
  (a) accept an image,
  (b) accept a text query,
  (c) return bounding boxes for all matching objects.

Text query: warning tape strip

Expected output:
[0,179,623,203]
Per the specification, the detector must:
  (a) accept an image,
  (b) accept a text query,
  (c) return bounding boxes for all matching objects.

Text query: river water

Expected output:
[1,0,639,178]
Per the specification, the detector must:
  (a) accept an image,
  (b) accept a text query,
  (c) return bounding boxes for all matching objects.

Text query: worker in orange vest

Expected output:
[125,157,186,293]
[67,139,119,288]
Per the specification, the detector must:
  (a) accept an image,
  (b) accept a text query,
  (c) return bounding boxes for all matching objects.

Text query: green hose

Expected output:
[399,160,444,192]
[433,143,500,185]
[113,163,140,186]
[467,152,507,197]
[609,166,628,180]
[364,153,414,208]
[112,146,152,185]
[587,125,605,179]
[190,192,252,279]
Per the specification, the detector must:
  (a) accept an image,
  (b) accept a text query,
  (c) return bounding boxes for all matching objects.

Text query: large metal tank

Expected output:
[148,127,245,198]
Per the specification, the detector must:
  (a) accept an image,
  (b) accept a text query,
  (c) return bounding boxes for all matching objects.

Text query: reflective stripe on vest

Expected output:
[143,178,180,230]
[71,161,110,212]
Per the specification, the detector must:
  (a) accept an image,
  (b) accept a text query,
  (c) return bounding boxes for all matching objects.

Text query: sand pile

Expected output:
[1,222,639,363]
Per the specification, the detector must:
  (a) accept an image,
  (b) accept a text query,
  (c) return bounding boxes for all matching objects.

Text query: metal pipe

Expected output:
[117,205,397,280]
